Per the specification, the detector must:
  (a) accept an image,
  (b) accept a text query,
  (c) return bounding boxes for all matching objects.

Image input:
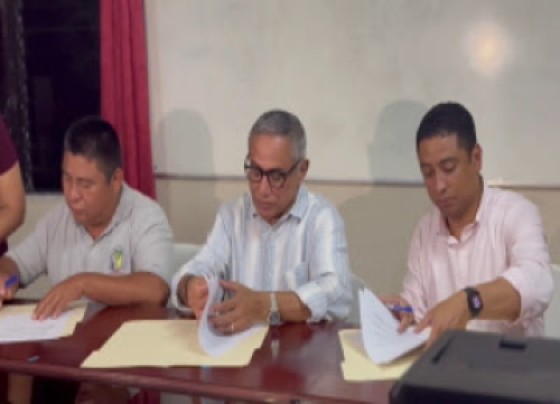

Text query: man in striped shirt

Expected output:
[172,109,352,333]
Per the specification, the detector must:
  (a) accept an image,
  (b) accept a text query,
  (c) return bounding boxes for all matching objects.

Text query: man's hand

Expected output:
[416,290,471,347]
[0,273,19,307]
[33,274,86,320]
[181,275,208,319]
[210,280,268,334]
[380,295,415,333]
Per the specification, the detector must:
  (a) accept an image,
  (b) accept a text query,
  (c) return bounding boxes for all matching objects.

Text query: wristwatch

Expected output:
[268,293,282,326]
[463,287,484,318]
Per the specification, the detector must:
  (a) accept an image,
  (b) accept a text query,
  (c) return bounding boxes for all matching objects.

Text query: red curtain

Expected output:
[100,0,156,198]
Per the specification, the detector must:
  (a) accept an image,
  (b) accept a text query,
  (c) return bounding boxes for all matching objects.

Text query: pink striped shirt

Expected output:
[402,185,553,336]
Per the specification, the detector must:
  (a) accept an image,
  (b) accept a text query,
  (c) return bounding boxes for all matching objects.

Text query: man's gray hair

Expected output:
[248,109,307,161]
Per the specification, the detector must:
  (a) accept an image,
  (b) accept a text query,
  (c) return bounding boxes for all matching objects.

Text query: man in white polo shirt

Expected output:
[0,116,173,317]
[0,116,173,404]
[385,102,553,347]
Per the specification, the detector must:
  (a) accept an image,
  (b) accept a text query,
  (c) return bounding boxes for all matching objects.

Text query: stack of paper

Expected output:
[0,303,86,343]
[359,288,429,364]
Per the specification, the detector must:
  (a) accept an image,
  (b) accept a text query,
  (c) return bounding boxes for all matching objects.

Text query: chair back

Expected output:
[172,243,200,272]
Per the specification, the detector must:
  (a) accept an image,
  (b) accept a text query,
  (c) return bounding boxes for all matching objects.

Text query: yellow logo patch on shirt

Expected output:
[111,248,124,272]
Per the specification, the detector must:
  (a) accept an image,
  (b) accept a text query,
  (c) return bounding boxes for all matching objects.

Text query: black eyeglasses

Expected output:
[243,156,301,189]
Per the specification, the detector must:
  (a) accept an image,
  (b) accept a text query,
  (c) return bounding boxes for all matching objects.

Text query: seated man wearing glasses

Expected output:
[172,109,352,332]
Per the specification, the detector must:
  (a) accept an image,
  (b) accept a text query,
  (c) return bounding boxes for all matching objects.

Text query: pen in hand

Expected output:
[0,274,19,302]
[4,275,19,289]
[385,303,414,314]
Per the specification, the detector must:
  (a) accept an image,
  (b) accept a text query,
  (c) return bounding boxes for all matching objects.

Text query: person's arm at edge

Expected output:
[0,162,25,241]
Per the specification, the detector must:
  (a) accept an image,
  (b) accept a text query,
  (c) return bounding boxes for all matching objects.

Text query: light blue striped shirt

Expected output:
[171,186,352,321]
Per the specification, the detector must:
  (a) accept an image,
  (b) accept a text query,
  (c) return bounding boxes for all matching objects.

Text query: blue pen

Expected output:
[4,274,19,289]
[386,304,413,314]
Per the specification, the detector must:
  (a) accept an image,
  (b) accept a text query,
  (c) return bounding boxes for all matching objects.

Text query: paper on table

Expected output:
[359,288,428,364]
[198,274,265,357]
[81,319,268,368]
[339,329,419,381]
[0,303,86,343]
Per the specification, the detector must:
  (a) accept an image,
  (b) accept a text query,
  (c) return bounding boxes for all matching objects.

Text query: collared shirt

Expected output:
[402,184,553,336]
[171,186,352,321]
[8,184,174,287]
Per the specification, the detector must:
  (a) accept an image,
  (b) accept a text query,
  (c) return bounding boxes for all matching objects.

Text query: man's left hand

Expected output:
[209,280,268,334]
[33,274,86,320]
[416,290,471,347]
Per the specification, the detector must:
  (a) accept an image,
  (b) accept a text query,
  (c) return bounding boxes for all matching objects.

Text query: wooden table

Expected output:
[0,303,393,403]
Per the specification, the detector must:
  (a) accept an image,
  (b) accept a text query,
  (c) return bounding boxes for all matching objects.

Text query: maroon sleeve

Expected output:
[0,117,18,174]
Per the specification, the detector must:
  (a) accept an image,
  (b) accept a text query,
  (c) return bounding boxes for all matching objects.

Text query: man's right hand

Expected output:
[0,273,19,307]
[180,275,208,318]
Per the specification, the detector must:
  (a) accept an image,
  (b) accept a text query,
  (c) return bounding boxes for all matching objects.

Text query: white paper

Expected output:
[198,274,265,357]
[0,308,79,343]
[359,288,429,364]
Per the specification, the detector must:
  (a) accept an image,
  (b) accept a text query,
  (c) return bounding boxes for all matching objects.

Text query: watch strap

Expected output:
[268,292,282,325]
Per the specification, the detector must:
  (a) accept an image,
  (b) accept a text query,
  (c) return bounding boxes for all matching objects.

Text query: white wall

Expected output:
[146,0,560,186]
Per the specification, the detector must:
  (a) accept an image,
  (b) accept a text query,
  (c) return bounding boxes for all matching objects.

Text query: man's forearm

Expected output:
[476,277,521,321]
[275,291,311,322]
[80,272,169,306]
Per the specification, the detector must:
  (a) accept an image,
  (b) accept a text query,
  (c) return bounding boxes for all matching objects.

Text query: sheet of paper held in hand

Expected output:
[198,274,266,356]
[359,288,428,364]
[0,303,86,343]
[338,288,427,381]
[81,274,267,368]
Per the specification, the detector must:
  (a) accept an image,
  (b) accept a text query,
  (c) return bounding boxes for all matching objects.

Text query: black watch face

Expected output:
[472,293,483,310]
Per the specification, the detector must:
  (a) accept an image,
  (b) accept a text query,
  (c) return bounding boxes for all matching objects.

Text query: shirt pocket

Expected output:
[284,261,309,290]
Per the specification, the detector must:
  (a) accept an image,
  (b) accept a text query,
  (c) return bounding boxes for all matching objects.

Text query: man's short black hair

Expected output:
[64,116,122,181]
[416,102,477,153]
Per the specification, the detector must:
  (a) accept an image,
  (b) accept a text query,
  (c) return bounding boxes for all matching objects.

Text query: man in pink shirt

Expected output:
[385,102,553,347]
